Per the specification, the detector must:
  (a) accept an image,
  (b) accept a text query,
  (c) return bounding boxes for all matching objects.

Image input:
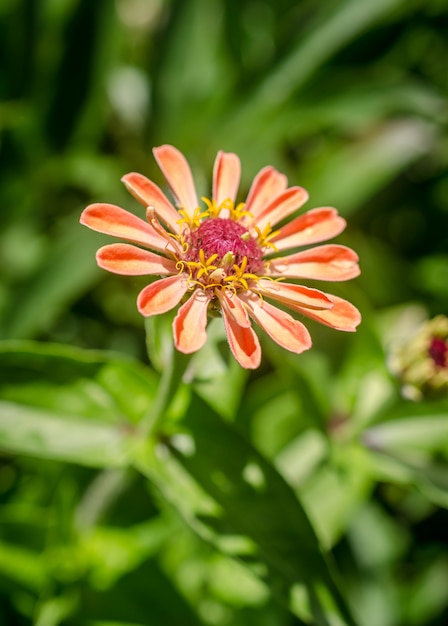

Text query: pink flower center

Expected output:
[185,218,264,274]
[428,337,447,368]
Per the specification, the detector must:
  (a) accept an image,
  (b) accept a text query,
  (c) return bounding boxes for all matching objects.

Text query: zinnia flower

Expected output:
[80,145,361,369]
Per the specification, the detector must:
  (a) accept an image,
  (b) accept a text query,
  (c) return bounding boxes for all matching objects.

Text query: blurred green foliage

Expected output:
[1,0,448,625]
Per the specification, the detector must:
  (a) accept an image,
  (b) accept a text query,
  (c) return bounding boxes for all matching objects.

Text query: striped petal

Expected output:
[137,274,188,316]
[213,151,241,206]
[80,203,171,253]
[153,144,198,215]
[121,172,181,233]
[96,243,177,276]
[271,207,347,251]
[217,289,251,328]
[240,293,312,355]
[173,289,209,354]
[295,294,361,331]
[244,166,288,221]
[254,186,309,231]
[269,245,360,281]
[222,307,261,369]
[254,279,333,310]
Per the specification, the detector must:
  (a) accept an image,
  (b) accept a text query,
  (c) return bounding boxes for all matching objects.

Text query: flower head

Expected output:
[392,315,448,400]
[80,145,361,368]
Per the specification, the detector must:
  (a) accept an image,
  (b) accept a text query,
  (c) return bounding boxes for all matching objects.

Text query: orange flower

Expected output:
[80,145,361,369]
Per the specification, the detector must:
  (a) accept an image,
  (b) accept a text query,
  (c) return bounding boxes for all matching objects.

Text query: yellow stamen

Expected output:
[232,201,253,221]
[201,197,219,219]
[200,197,254,221]
[255,223,280,252]
[177,207,203,230]
[169,232,189,254]
[175,250,271,296]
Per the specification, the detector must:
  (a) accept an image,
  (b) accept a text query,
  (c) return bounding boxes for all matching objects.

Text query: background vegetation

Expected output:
[0,0,448,625]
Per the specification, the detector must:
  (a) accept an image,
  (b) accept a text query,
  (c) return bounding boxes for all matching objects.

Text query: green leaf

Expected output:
[81,516,177,588]
[364,416,448,454]
[300,445,375,548]
[363,413,448,507]
[0,401,129,467]
[134,393,358,626]
[0,340,157,423]
[0,341,158,466]
[0,540,48,592]
[79,557,203,626]
[302,119,433,216]
[215,0,409,146]
[1,215,109,340]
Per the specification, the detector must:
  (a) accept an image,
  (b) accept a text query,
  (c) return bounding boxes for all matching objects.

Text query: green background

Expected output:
[0,0,447,625]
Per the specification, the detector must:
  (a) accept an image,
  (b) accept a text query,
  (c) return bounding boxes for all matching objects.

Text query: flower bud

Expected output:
[394,315,448,400]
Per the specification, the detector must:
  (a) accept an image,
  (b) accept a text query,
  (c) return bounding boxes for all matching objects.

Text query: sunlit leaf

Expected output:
[0,401,129,467]
[0,340,157,423]
[134,393,358,626]
[0,341,158,466]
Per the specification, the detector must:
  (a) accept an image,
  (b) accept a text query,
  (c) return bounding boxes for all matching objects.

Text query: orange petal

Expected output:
[96,244,177,276]
[173,289,209,354]
[241,293,312,354]
[244,166,288,221]
[271,207,347,251]
[137,274,188,316]
[212,151,241,206]
[222,307,261,369]
[153,144,198,214]
[254,186,309,230]
[295,294,362,331]
[217,289,251,328]
[80,203,171,253]
[254,279,333,310]
[121,172,181,233]
[269,244,360,282]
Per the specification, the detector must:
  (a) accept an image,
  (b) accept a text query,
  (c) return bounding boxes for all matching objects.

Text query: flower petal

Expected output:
[217,289,251,328]
[269,244,360,281]
[240,293,312,355]
[254,186,309,230]
[153,144,198,215]
[121,172,181,233]
[271,207,347,251]
[80,203,172,253]
[222,307,261,369]
[96,243,177,276]
[244,166,288,221]
[254,279,333,310]
[137,274,188,316]
[173,289,209,354]
[213,151,241,206]
[294,294,362,331]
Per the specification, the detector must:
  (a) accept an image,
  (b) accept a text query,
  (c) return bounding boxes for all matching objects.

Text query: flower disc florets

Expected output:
[185,217,264,273]
[178,215,266,292]
[428,337,447,368]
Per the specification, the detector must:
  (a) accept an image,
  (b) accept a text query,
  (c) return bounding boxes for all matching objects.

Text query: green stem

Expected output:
[139,346,191,438]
